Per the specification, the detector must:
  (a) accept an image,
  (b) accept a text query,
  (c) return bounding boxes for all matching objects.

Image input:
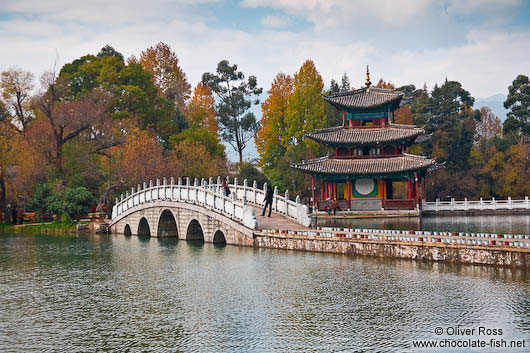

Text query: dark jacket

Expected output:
[265,187,273,203]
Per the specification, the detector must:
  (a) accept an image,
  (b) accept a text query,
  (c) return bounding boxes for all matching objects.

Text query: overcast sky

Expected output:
[1,0,529,160]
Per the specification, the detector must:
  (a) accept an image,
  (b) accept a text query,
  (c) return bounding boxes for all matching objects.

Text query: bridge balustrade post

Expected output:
[508,197,512,210]
[156,178,160,186]
[217,176,222,194]
[492,197,496,210]
[253,180,257,203]
[464,198,467,210]
[186,177,190,186]
[285,190,289,216]
[526,196,529,209]
[234,177,238,199]
[163,177,167,185]
[274,186,278,212]
[170,177,174,185]
[243,179,248,201]
[116,198,119,215]
[263,183,268,205]
[451,198,455,211]
[178,177,182,185]
[209,177,213,191]
[435,198,439,211]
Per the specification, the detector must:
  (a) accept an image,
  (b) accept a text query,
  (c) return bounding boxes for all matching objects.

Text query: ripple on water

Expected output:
[0,233,529,352]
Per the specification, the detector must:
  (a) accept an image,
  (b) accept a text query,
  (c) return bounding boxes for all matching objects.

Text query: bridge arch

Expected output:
[138,217,151,237]
[186,219,204,241]
[124,224,132,236]
[213,229,226,244]
[157,209,178,237]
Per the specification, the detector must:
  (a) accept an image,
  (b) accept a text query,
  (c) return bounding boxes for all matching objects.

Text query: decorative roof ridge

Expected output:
[388,123,421,129]
[304,126,344,135]
[294,155,329,166]
[322,86,402,100]
[402,153,433,160]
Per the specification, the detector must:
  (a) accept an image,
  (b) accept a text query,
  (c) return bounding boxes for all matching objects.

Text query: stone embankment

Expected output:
[253,228,530,268]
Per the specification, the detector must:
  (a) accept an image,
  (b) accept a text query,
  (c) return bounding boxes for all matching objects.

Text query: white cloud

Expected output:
[260,14,290,27]
[445,0,522,16]
[0,0,529,160]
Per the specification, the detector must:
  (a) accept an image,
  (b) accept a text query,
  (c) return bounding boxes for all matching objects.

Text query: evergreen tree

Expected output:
[202,60,262,163]
[503,74,530,141]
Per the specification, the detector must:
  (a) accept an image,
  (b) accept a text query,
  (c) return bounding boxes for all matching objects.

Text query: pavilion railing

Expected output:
[422,197,530,212]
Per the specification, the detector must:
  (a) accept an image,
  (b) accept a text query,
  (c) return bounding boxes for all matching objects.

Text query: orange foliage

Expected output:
[140,42,191,108]
[394,105,413,125]
[170,140,225,179]
[187,83,218,135]
[255,72,293,165]
[375,79,395,89]
[111,129,177,186]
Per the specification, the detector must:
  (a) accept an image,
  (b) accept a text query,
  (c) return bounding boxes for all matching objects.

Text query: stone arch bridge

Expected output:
[110,176,311,245]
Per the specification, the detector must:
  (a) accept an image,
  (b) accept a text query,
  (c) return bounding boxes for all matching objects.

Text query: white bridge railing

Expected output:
[422,197,530,212]
[111,176,311,228]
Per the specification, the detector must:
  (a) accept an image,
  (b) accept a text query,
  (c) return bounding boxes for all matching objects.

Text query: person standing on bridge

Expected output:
[262,185,274,217]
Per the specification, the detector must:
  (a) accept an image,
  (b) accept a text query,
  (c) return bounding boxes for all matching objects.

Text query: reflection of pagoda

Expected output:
[292,66,435,212]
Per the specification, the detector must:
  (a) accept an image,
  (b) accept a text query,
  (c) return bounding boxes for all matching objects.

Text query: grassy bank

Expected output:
[0,221,88,234]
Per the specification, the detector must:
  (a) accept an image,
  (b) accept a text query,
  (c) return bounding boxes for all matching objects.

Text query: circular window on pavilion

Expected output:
[354,178,377,197]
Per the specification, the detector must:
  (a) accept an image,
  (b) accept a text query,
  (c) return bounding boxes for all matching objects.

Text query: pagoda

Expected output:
[292,66,436,212]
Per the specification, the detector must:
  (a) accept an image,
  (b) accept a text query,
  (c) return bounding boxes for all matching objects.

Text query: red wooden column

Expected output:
[320,182,325,200]
[414,176,420,205]
[334,183,337,200]
[407,179,412,199]
[347,181,351,209]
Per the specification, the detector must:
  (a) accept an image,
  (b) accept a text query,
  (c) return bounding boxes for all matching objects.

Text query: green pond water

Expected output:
[0,231,529,352]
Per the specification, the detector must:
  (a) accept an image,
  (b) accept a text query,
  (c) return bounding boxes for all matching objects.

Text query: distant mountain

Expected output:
[475,93,509,122]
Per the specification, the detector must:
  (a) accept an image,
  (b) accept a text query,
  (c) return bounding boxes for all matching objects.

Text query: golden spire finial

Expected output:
[365,65,371,87]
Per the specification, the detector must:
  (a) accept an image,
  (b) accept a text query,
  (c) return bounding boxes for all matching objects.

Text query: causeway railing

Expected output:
[111,176,311,228]
[257,227,530,249]
[422,197,530,212]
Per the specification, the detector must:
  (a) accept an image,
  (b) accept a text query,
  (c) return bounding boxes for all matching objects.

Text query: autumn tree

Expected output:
[475,107,502,142]
[59,47,178,146]
[0,122,33,220]
[111,128,174,187]
[38,71,109,176]
[187,83,218,135]
[202,60,263,163]
[255,73,293,169]
[1,67,34,133]
[285,60,325,150]
[503,74,530,141]
[140,42,191,109]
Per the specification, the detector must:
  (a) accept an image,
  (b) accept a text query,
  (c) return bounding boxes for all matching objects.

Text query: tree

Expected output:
[187,83,218,135]
[1,67,34,133]
[0,122,32,219]
[202,60,263,163]
[110,128,174,187]
[423,80,479,171]
[59,49,179,146]
[503,74,530,140]
[97,45,124,61]
[171,140,225,179]
[255,73,293,169]
[140,42,191,109]
[285,60,325,151]
[475,107,501,142]
[38,71,109,176]
[340,72,351,92]
[375,79,395,89]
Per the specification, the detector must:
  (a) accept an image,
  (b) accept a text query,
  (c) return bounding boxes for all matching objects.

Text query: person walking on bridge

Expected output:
[261,185,274,217]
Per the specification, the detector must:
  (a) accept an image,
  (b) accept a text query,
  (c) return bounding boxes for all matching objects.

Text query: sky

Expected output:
[1,0,529,161]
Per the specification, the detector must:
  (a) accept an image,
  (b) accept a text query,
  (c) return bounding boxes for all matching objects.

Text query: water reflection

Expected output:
[318,214,530,234]
[0,232,529,352]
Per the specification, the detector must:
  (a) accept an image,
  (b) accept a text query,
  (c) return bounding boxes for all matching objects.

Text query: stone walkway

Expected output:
[251,205,309,231]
